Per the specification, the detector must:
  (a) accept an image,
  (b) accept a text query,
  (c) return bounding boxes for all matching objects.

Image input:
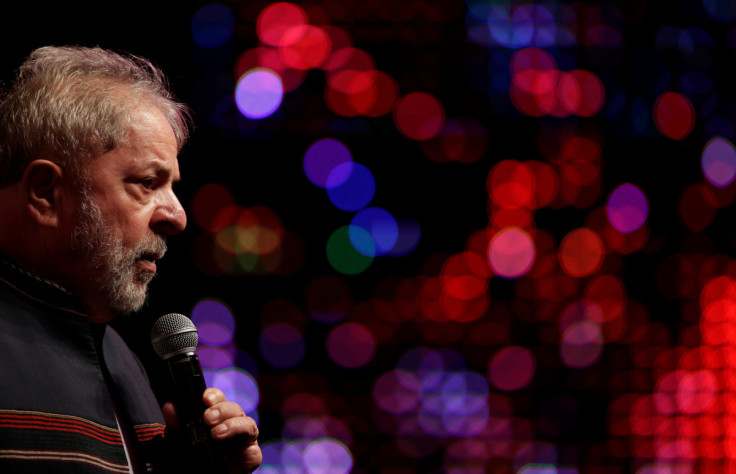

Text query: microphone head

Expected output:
[151,313,199,360]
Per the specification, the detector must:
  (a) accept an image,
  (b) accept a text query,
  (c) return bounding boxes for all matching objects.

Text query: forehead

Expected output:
[87,106,180,180]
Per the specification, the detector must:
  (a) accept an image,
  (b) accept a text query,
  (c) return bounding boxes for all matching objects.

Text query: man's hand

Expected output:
[162,388,263,473]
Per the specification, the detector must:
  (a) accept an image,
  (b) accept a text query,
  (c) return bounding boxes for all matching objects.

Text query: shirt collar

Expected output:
[0,256,87,317]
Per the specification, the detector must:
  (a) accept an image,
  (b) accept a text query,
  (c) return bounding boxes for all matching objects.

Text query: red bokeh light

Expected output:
[256,2,308,47]
[558,227,606,277]
[488,346,536,391]
[679,183,718,232]
[325,69,398,117]
[191,182,235,232]
[487,160,536,209]
[509,48,604,118]
[653,91,696,140]
[279,25,332,70]
[393,92,445,141]
[419,117,488,164]
[323,47,375,75]
[234,47,305,92]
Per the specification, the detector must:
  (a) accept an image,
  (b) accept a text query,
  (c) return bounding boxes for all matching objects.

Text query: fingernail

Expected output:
[205,409,219,423]
[213,424,228,435]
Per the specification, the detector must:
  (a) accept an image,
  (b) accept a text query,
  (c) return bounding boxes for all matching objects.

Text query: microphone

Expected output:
[151,313,229,474]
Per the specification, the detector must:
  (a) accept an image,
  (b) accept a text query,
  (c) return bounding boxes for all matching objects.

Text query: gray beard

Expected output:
[69,193,167,315]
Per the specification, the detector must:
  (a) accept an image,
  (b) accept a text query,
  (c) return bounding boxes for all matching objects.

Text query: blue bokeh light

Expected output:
[388,218,421,256]
[191,4,235,49]
[349,207,398,257]
[703,0,736,24]
[326,163,376,211]
[488,3,557,49]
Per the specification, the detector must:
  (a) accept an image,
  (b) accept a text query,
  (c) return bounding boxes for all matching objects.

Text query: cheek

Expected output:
[111,213,152,247]
[94,194,155,245]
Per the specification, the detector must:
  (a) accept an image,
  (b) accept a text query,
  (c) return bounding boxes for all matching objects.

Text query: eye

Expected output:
[140,178,156,189]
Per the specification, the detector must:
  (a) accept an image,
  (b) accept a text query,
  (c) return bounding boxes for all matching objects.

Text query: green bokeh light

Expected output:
[326,226,373,275]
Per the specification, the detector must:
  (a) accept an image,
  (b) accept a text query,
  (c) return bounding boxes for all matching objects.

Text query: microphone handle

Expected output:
[165,353,229,474]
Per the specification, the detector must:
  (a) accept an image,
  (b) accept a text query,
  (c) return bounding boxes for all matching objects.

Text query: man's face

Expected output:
[68,105,187,320]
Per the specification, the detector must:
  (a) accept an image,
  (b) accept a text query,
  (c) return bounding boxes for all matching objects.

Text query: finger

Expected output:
[210,413,259,443]
[161,402,179,431]
[230,443,263,474]
[202,387,225,407]
[204,400,245,427]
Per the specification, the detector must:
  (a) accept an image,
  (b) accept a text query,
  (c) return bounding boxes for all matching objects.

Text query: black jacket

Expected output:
[0,258,173,473]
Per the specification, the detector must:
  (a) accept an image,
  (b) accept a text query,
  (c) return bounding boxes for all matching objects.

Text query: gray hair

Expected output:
[0,45,191,186]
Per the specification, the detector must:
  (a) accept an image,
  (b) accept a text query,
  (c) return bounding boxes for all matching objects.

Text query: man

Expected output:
[0,46,262,472]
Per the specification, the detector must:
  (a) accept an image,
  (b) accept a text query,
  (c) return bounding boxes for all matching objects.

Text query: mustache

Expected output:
[133,236,168,263]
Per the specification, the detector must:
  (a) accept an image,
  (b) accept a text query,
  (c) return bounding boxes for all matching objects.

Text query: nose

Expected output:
[151,191,187,235]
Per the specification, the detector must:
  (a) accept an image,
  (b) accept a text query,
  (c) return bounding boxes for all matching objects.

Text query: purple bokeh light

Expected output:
[303,138,354,188]
[192,299,236,347]
[259,323,305,369]
[701,136,736,188]
[235,68,284,119]
[606,183,649,233]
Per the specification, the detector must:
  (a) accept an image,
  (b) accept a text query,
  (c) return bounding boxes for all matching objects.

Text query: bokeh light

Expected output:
[326,322,376,368]
[191,3,235,49]
[388,218,422,256]
[190,182,235,232]
[259,323,305,369]
[679,183,717,231]
[326,226,373,275]
[303,138,353,188]
[326,69,399,118]
[653,91,695,140]
[606,183,649,234]
[234,46,305,93]
[393,92,446,141]
[560,320,604,369]
[234,68,284,119]
[702,137,736,188]
[256,2,308,47]
[349,207,399,257]
[372,370,421,415]
[151,1,736,471]
[278,25,331,70]
[326,163,375,211]
[488,346,536,391]
[558,228,605,277]
[303,439,353,473]
[191,299,236,347]
[488,227,536,278]
[211,368,260,414]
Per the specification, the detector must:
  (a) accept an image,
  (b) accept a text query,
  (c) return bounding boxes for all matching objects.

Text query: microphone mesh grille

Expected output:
[151,313,198,360]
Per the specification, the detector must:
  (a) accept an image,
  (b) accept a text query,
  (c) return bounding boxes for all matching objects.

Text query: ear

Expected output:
[22,159,66,227]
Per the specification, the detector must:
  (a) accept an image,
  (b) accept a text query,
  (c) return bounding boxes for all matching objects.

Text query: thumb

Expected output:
[162,402,180,434]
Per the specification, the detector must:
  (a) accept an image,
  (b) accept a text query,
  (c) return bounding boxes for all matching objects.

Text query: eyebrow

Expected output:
[160,168,182,185]
[125,165,180,189]
[142,160,181,183]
